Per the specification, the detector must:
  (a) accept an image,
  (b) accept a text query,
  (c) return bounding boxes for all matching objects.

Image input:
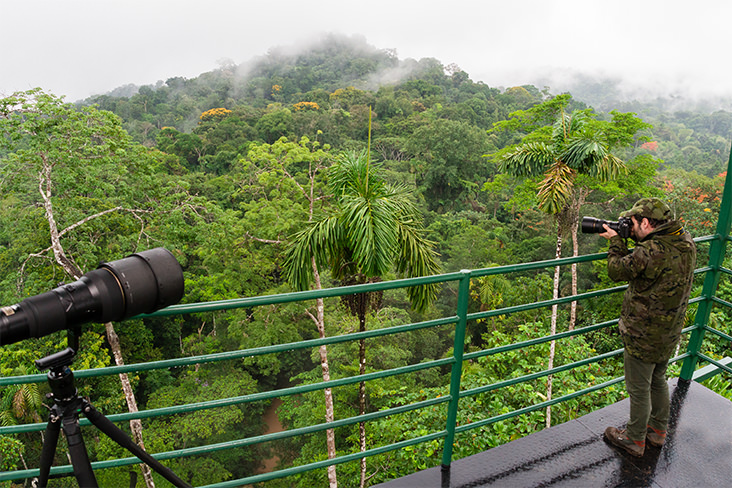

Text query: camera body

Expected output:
[581,216,633,239]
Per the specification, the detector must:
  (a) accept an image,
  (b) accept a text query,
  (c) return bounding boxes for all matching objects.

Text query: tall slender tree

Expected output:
[493,94,649,427]
[284,149,440,488]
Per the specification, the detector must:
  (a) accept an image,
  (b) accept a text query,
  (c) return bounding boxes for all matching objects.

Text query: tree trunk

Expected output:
[39,160,155,488]
[105,323,156,487]
[311,258,338,488]
[567,190,587,331]
[359,307,367,488]
[545,220,563,429]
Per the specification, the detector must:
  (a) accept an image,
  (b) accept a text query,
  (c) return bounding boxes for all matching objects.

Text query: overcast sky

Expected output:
[2,0,731,103]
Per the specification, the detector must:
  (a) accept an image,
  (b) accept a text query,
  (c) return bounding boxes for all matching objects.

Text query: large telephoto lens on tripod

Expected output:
[0,248,184,346]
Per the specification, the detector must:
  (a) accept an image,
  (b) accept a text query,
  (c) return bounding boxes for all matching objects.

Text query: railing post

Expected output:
[441,270,471,469]
[680,147,732,381]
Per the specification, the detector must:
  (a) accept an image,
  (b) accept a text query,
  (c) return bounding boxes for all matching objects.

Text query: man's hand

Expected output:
[599,224,618,239]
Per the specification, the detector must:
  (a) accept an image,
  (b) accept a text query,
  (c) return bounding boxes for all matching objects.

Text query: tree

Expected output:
[283,149,440,487]
[0,88,181,487]
[405,118,492,212]
[237,136,341,486]
[493,94,649,427]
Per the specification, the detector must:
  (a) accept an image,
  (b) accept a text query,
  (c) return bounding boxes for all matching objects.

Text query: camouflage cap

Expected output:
[620,198,672,220]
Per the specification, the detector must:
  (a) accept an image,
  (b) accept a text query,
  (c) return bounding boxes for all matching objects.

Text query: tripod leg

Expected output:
[37,412,61,488]
[61,403,98,488]
[82,401,192,488]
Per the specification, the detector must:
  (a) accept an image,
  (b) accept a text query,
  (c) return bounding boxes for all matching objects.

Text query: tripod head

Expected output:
[36,348,79,406]
[34,326,80,406]
[35,346,77,372]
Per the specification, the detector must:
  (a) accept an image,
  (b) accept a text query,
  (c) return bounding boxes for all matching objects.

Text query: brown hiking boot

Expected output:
[604,427,645,457]
[646,425,667,447]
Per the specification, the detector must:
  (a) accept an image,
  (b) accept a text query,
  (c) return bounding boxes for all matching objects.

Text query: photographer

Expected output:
[598,198,696,457]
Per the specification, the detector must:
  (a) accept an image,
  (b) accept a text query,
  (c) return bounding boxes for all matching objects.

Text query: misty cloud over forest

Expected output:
[91,34,732,115]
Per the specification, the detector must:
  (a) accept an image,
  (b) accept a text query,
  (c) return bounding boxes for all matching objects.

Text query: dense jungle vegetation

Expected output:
[1,35,731,487]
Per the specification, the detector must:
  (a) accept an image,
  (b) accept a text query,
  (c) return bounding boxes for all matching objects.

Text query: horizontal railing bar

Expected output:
[697,353,732,376]
[694,234,719,244]
[703,324,732,343]
[0,396,455,482]
[468,286,627,322]
[0,315,459,387]
[199,430,449,488]
[0,357,454,435]
[143,239,712,318]
[119,397,455,468]
[1,427,451,484]
[455,376,626,434]
[455,350,690,435]
[461,349,624,399]
[468,252,607,278]
[146,272,466,317]
[464,319,618,361]
[711,296,732,310]
[157,396,451,459]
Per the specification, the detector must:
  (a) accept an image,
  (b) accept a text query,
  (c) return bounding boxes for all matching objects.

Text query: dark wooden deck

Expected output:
[375,378,732,487]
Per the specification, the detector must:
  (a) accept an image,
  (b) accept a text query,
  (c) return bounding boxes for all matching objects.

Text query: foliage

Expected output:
[1,40,731,486]
[284,150,441,311]
[492,95,649,215]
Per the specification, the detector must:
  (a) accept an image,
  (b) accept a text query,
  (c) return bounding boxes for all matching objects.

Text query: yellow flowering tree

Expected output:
[199,107,232,123]
[293,101,320,111]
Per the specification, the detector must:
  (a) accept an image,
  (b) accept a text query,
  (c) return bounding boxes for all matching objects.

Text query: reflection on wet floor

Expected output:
[375,378,732,487]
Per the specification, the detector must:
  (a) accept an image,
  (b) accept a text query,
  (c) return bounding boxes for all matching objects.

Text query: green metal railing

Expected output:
[1,247,730,486]
[2,166,732,486]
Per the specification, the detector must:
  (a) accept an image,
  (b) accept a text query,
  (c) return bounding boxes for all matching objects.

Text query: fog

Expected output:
[2,0,731,107]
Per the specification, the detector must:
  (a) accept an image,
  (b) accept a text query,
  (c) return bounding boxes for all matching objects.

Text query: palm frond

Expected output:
[282,216,343,291]
[560,136,608,173]
[285,147,439,311]
[395,221,441,312]
[537,161,575,214]
[329,150,385,200]
[340,193,398,277]
[498,142,555,177]
[552,109,573,145]
[592,153,627,181]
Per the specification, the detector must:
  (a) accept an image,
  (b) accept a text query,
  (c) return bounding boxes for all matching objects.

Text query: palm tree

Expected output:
[497,101,628,427]
[284,150,440,488]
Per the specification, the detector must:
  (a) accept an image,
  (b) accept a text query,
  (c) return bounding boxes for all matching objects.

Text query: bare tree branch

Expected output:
[243,232,283,245]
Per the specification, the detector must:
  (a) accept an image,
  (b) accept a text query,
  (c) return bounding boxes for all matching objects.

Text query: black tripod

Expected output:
[35,342,191,488]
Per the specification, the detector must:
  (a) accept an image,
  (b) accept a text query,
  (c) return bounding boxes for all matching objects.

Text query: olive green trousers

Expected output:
[624,350,670,442]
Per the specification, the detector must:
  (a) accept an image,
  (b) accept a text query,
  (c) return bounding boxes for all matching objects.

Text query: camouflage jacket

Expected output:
[607,220,696,363]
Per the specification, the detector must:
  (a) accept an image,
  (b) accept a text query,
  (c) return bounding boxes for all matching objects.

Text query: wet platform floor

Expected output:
[375,378,732,487]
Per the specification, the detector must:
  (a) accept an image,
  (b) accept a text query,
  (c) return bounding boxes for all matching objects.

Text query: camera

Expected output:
[0,248,184,346]
[581,216,633,239]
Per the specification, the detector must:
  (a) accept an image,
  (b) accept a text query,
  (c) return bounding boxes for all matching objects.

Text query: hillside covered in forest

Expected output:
[1,34,730,486]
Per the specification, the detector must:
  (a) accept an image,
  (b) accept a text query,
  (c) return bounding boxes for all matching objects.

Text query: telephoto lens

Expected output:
[581,217,613,234]
[0,248,184,346]
[581,217,632,238]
